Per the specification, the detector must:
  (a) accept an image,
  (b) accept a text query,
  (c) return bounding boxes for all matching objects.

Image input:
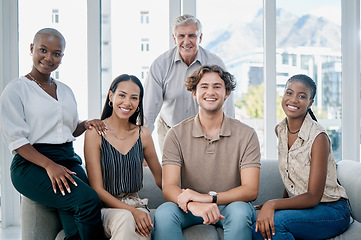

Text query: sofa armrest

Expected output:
[337,160,361,222]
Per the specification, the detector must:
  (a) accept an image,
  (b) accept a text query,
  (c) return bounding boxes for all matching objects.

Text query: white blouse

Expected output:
[0,76,79,154]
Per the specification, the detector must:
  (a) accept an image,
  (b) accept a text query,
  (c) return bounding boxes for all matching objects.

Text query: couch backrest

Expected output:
[139,159,285,209]
[139,159,361,218]
[252,159,284,206]
[138,167,165,209]
[337,160,361,222]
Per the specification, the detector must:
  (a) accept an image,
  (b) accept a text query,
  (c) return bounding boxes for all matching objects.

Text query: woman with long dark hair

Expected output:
[84,74,162,239]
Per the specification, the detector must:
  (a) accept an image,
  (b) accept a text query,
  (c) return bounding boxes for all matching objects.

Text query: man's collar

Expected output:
[192,113,231,138]
[174,47,203,65]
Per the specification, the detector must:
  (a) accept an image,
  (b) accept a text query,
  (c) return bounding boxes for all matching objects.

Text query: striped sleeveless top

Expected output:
[100,127,144,196]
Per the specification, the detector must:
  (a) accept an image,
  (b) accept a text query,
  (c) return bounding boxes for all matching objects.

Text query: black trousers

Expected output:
[11,142,106,240]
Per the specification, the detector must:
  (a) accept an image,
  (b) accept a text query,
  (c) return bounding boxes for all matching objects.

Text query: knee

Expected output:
[222,202,255,226]
[112,210,136,230]
[75,188,103,217]
[154,202,180,227]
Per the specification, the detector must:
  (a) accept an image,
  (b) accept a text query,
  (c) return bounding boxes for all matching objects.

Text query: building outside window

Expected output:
[141,11,150,24]
[141,38,150,52]
[52,9,59,23]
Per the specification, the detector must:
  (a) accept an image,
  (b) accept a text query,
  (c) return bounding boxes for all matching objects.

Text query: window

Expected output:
[141,38,150,52]
[52,9,59,23]
[100,0,169,105]
[141,66,149,80]
[277,0,342,160]
[54,71,60,80]
[141,11,150,24]
[197,0,265,155]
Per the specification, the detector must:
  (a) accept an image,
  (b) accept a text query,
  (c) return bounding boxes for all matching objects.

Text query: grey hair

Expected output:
[172,14,202,36]
[33,28,66,49]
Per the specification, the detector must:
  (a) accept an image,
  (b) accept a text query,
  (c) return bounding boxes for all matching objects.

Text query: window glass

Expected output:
[197,0,264,155]
[277,0,342,160]
[100,0,169,103]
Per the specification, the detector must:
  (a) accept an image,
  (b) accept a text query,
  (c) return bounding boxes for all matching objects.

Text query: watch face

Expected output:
[209,191,217,196]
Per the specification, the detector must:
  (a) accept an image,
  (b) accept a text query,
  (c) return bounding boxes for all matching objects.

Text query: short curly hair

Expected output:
[185,65,236,93]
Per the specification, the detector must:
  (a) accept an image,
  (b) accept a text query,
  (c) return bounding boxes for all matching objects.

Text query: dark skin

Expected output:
[16,32,107,196]
[255,81,329,239]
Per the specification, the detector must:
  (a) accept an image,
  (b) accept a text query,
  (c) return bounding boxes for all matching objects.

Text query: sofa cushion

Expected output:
[21,196,62,240]
[183,225,221,240]
[328,220,361,240]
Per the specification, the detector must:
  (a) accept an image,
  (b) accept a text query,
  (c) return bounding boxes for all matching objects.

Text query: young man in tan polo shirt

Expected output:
[153,65,261,240]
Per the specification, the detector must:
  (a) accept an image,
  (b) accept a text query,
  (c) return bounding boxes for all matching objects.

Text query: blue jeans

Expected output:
[252,198,350,240]
[153,201,255,240]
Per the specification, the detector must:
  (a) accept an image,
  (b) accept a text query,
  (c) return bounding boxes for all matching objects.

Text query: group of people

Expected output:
[0,14,351,240]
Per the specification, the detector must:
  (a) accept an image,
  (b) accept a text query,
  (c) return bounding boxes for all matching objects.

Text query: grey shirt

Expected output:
[143,46,235,132]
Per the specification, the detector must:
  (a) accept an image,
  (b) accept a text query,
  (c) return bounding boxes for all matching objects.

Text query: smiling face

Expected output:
[193,72,229,114]
[282,80,314,120]
[109,80,141,120]
[173,22,202,66]
[30,33,64,75]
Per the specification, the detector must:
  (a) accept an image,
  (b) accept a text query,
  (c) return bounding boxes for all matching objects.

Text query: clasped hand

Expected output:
[177,189,225,225]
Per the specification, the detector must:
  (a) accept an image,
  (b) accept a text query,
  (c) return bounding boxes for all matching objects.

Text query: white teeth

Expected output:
[205,98,216,101]
[120,107,130,112]
[288,105,298,110]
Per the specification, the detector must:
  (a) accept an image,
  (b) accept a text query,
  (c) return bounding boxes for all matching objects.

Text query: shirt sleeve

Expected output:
[239,130,261,169]
[0,83,31,153]
[143,58,165,132]
[162,128,182,167]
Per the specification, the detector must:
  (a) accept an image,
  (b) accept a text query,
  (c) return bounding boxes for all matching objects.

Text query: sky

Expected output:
[277,0,341,25]
[197,0,341,33]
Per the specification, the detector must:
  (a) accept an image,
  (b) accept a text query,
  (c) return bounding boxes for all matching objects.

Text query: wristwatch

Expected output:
[208,191,217,203]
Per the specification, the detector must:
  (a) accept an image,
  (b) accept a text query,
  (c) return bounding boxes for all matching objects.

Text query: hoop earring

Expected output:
[108,101,113,107]
[136,107,140,112]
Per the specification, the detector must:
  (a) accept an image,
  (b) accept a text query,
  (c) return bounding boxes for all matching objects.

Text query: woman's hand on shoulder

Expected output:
[85,119,107,136]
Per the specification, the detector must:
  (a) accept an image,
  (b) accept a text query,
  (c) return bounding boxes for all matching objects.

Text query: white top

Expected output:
[0,76,79,154]
[143,46,235,132]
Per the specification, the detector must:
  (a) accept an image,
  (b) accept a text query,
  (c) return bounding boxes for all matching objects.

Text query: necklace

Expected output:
[105,119,129,141]
[28,73,54,91]
[286,118,300,134]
